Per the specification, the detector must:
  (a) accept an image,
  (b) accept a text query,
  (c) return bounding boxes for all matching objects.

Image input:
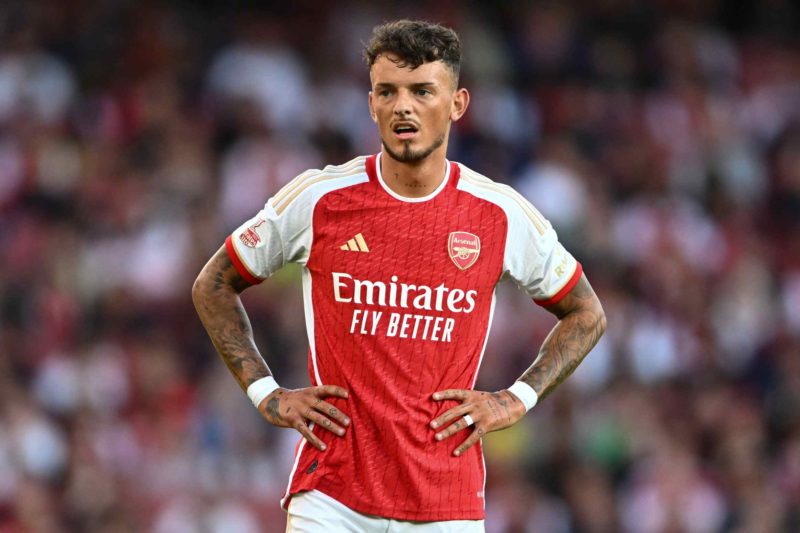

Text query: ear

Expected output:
[450,88,469,122]
[368,91,378,123]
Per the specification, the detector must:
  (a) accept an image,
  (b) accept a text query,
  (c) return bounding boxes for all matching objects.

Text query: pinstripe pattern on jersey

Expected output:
[271,157,367,215]
[271,154,508,521]
[280,428,311,509]
[458,166,548,235]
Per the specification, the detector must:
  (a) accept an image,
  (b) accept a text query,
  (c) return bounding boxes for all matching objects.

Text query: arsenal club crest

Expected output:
[239,219,266,248]
[448,232,480,270]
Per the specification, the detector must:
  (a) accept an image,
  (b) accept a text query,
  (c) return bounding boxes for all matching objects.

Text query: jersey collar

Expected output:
[366,152,456,203]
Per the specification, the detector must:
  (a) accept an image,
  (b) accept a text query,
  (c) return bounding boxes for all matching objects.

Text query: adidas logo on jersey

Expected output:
[339,233,370,252]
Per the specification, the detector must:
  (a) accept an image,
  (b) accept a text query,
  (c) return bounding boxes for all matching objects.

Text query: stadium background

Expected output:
[1,1,798,531]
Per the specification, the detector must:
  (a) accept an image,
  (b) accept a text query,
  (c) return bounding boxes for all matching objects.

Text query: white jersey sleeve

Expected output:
[225,194,312,284]
[224,157,370,284]
[502,203,582,306]
[456,164,582,306]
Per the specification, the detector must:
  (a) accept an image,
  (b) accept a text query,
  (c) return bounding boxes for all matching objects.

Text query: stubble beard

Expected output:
[382,133,446,164]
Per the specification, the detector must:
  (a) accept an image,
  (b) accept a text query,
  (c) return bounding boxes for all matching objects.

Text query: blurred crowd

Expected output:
[1,1,799,531]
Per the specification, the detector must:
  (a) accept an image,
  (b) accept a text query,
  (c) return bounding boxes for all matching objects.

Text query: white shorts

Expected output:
[286,490,485,532]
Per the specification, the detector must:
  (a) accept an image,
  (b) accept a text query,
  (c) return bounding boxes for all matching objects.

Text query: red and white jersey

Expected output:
[225,153,582,521]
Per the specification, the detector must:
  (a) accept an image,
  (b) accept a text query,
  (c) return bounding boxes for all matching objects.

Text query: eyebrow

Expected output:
[373,82,437,90]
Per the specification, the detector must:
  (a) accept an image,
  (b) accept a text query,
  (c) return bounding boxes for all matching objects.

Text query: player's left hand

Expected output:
[430,389,526,456]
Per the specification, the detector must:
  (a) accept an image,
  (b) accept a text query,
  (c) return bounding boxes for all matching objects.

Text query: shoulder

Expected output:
[268,156,370,216]
[455,162,550,236]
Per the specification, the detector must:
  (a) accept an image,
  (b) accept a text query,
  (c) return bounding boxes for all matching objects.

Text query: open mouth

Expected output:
[392,122,419,140]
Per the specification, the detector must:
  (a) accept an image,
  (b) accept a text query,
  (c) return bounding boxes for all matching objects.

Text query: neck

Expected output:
[379,149,448,199]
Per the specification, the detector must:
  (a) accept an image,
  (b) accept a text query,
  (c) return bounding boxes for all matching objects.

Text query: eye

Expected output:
[415,89,431,96]
[378,89,393,97]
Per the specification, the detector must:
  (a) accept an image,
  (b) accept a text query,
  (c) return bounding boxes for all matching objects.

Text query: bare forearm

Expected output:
[192,249,271,391]
[519,309,605,399]
[519,275,607,400]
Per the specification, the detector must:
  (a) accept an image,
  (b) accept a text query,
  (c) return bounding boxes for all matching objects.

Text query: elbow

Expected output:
[191,272,208,310]
[594,301,608,338]
[598,307,608,336]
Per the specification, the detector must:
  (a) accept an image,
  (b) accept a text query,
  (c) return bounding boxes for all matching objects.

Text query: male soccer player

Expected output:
[193,20,606,532]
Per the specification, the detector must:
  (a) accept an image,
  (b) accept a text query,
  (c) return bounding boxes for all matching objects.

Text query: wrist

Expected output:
[247,376,280,409]
[507,381,539,412]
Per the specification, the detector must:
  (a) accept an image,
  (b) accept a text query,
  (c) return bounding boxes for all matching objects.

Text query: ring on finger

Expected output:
[463,414,475,427]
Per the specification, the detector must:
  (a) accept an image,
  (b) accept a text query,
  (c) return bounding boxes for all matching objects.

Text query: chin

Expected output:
[382,135,444,164]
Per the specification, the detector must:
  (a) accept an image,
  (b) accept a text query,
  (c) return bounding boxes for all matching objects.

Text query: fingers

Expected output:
[430,403,471,429]
[294,385,350,442]
[434,414,473,441]
[262,386,351,451]
[434,390,526,456]
[431,389,477,446]
[314,385,349,400]
[454,427,484,457]
[303,406,346,437]
[294,421,327,451]
[432,389,469,402]
[309,386,351,432]
[313,400,351,427]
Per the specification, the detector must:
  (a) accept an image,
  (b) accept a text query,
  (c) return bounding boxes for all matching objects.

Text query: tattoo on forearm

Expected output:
[194,248,271,391]
[520,276,606,401]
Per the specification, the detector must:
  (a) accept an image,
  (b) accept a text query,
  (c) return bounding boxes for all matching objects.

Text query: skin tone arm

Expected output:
[430,273,607,456]
[518,274,607,398]
[192,246,351,451]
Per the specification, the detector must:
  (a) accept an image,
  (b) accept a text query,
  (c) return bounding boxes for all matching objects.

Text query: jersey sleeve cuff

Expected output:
[533,261,583,307]
[224,235,264,286]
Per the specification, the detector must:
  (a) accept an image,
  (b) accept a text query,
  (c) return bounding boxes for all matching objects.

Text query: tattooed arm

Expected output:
[192,246,350,450]
[519,273,606,400]
[192,246,269,391]
[429,272,605,456]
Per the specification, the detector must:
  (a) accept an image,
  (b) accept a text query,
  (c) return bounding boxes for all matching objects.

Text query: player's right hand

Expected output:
[258,385,351,451]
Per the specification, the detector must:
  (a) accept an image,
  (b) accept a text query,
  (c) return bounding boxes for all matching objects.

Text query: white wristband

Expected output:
[507,381,539,412]
[247,376,280,409]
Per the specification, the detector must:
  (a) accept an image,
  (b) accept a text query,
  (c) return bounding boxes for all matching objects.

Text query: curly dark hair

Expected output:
[363,20,462,83]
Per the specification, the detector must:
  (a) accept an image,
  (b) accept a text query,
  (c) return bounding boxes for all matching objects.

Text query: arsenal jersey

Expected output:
[225,153,582,521]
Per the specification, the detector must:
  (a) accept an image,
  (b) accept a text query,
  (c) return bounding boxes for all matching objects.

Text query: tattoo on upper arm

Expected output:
[211,250,252,294]
[545,274,594,319]
[521,275,606,400]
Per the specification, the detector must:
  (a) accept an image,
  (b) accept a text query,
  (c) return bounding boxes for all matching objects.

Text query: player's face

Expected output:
[369,54,469,164]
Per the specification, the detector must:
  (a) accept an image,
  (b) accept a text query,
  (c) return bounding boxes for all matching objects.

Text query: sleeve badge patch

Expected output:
[239,219,266,248]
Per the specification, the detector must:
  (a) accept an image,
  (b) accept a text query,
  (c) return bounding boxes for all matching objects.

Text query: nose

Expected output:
[393,89,413,116]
